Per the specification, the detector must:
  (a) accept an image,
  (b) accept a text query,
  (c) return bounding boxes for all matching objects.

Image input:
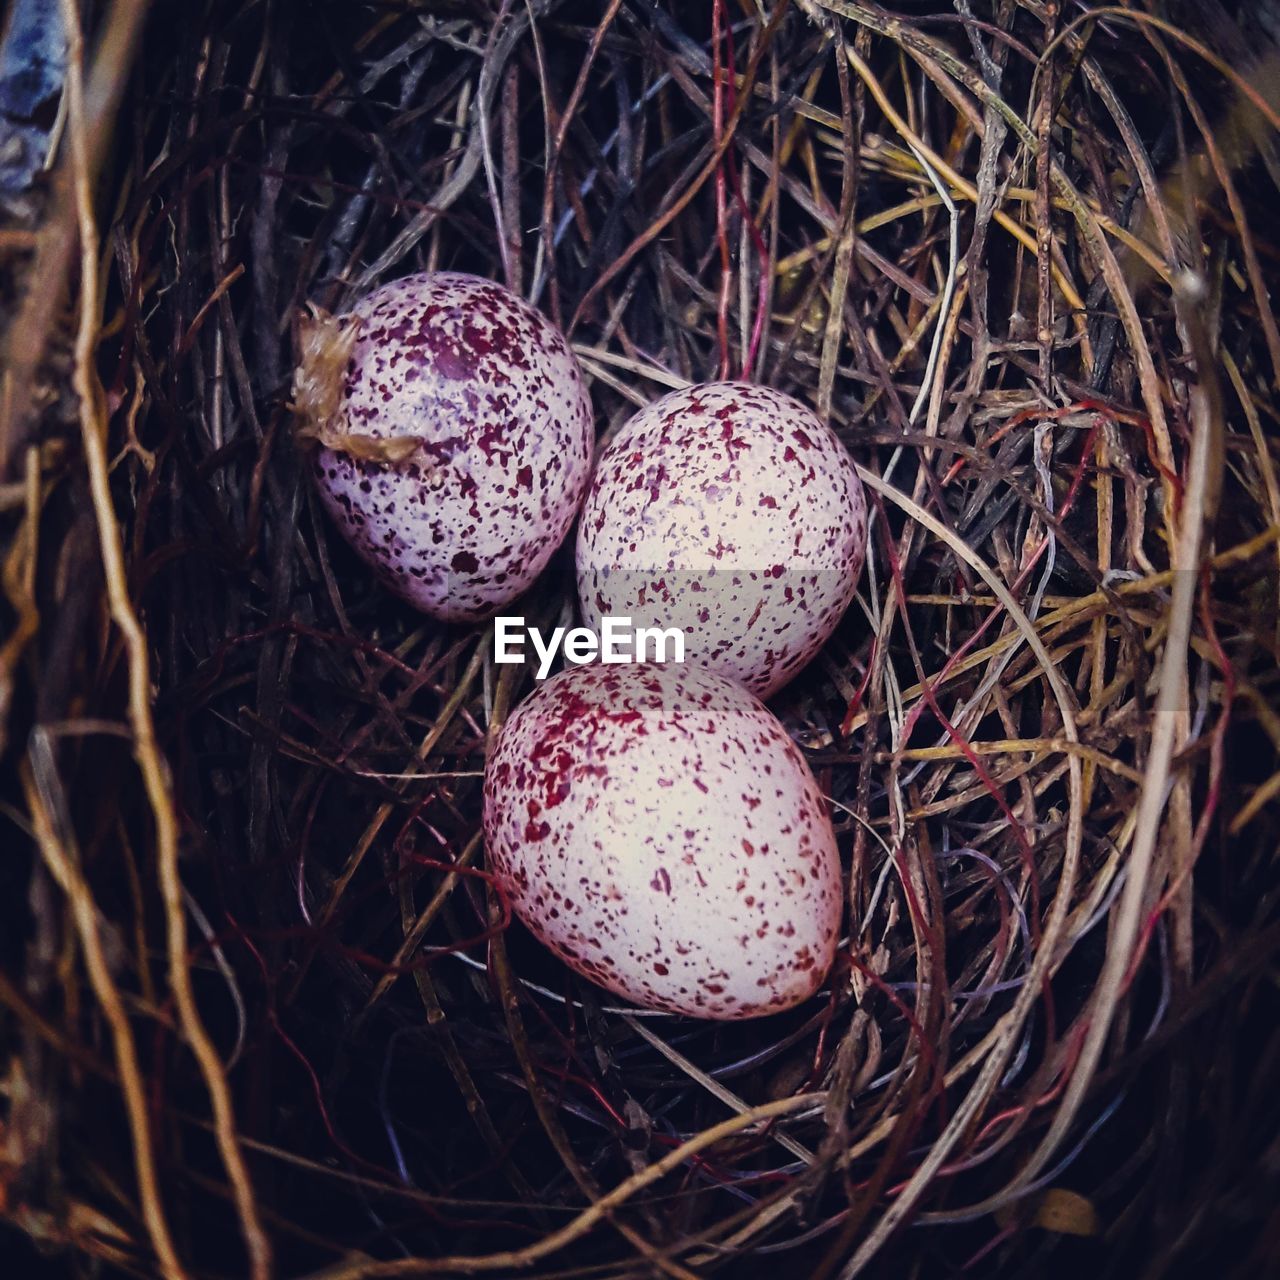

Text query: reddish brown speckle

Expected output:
[575,382,867,695]
[311,272,594,622]
[482,662,843,1020]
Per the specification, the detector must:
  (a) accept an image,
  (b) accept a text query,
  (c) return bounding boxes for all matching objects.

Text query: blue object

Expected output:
[0,0,67,194]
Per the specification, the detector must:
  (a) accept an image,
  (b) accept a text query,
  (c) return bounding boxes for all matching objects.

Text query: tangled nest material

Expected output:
[3,1,1280,1276]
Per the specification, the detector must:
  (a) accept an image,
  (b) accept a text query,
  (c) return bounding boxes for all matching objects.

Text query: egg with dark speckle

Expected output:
[297,272,594,622]
[483,661,843,1019]
[575,382,867,696]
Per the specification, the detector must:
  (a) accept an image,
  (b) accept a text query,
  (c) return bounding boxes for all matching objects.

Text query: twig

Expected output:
[22,747,185,1279]
[58,2,271,1273]
[306,1094,825,1279]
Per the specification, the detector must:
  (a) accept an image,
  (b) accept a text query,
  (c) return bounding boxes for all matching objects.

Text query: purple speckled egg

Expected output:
[575,382,867,696]
[305,272,594,621]
[483,661,843,1019]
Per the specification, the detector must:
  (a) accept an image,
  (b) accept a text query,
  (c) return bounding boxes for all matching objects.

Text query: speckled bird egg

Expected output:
[294,272,594,622]
[575,381,867,696]
[482,661,843,1019]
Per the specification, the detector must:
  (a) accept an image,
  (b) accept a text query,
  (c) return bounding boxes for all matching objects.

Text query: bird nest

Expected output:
[3,2,1280,1277]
